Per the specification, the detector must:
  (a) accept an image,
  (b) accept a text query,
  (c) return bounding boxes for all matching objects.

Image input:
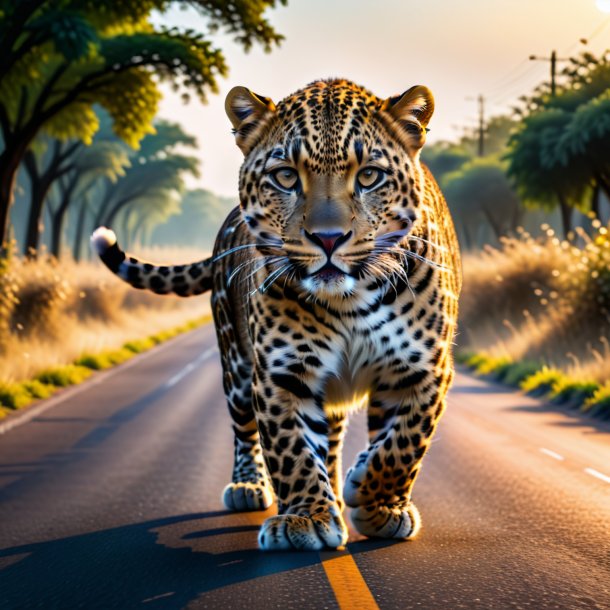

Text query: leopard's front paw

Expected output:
[351,502,421,540]
[258,509,348,551]
[222,481,273,512]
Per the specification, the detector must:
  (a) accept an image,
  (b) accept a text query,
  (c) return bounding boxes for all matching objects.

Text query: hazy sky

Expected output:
[155,0,610,197]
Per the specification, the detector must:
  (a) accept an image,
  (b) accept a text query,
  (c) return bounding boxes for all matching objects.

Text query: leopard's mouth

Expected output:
[313,262,345,282]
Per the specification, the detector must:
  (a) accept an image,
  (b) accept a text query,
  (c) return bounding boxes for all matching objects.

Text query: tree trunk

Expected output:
[590,182,601,220]
[73,197,90,262]
[0,149,21,257]
[50,176,78,258]
[23,151,55,258]
[481,206,504,240]
[49,209,63,259]
[557,193,573,239]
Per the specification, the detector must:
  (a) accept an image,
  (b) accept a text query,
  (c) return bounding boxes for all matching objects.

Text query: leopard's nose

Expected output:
[304,230,353,257]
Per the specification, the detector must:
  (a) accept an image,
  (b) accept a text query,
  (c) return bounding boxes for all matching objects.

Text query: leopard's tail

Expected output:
[91,227,213,297]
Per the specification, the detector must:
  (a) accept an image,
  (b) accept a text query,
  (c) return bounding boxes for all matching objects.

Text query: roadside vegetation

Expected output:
[423,50,610,419]
[457,221,610,419]
[0,249,211,417]
[0,1,283,417]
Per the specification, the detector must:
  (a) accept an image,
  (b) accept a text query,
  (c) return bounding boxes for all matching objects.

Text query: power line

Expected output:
[466,95,486,156]
[563,14,610,54]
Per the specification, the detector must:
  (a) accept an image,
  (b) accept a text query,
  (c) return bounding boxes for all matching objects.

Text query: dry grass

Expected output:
[459,221,610,384]
[0,252,210,384]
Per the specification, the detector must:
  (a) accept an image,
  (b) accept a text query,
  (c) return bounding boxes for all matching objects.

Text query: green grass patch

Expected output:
[22,380,56,399]
[36,364,94,387]
[0,379,57,411]
[463,353,489,369]
[549,378,599,407]
[76,347,134,371]
[124,338,156,354]
[500,361,544,387]
[583,383,610,415]
[474,354,513,377]
[0,382,34,410]
[0,314,212,420]
[520,366,564,397]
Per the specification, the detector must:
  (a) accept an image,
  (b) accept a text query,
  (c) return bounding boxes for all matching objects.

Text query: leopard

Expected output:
[91,78,462,551]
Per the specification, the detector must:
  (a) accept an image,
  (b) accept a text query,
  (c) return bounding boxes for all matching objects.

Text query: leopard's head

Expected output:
[225,78,434,300]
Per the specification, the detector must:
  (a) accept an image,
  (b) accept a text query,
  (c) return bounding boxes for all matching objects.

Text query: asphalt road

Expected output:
[0,324,609,610]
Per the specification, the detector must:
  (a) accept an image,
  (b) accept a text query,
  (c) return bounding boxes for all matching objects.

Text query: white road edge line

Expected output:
[584,467,610,485]
[539,447,565,461]
[165,347,217,388]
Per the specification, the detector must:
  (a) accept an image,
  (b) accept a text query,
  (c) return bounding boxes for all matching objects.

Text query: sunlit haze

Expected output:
[155,0,610,197]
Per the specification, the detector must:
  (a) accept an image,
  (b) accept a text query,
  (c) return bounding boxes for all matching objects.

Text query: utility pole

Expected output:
[529,50,569,97]
[466,95,486,156]
[477,94,485,157]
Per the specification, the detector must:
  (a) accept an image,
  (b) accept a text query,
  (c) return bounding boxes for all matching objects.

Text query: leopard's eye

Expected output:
[357,167,385,191]
[270,168,300,191]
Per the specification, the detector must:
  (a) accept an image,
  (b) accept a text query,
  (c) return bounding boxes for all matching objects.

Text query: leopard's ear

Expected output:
[225,86,276,155]
[381,85,434,151]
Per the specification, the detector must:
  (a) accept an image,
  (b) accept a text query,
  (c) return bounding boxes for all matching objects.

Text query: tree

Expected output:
[506,108,589,237]
[152,188,237,250]
[507,50,610,233]
[444,157,522,249]
[21,138,82,256]
[421,144,472,187]
[91,120,199,231]
[0,0,285,254]
[47,139,130,257]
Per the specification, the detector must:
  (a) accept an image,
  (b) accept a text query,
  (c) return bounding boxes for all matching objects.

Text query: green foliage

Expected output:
[152,188,236,250]
[124,337,156,353]
[584,383,610,415]
[76,347,133,370]
[520,367,564,396]
[549,378,598,406]
[421,144,472,186]
[501,361,542,387]
[443,156,521,247]
[0,379,56,410]
[0,382,34,409]
[0,313,211,417]
[36,364,93,387]
[0,0,286,248]
[473,354,513,377]
[507,51,610,219]
[22,380,56,399]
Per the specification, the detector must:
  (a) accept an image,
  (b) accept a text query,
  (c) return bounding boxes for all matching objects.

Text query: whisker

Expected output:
[213,241,283,263]
[261,265,291,293]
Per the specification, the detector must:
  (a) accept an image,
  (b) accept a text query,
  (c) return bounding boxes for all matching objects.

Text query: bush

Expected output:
[459,222,610,384]
[36,365,93,387]
[583,383,610,416]
[0,382,33,410]
[76,348,134,371]
[549,378,598,407]
[520,367,565,397]
[501,361,542,387]
[22,380,56,399]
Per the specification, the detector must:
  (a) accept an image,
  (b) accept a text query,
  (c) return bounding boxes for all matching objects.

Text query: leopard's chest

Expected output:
[322,298,441,412]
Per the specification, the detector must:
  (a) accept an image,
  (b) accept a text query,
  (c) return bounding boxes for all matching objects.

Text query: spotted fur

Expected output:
[93,79,461,551]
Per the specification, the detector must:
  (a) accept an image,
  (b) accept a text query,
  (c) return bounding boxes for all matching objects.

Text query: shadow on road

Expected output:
[0,509,396,609]
[505,402,610,435]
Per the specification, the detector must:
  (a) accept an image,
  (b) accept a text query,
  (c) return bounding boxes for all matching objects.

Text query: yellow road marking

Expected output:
[321,550,380,610]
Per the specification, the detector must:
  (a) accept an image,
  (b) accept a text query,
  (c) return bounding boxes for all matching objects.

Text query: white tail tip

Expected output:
[90,227,117,255]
